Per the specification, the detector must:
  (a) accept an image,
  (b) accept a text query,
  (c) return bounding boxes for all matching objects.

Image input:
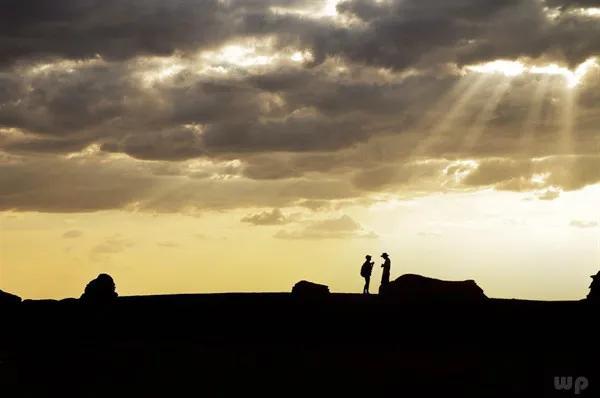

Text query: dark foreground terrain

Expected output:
[1,293,598,397]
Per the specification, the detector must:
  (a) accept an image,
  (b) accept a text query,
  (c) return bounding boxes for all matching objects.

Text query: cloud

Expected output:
[458,156,600,198]
[545,0,600,9]
[335,0,600,69]
[0,0,248,64]
[462,159,534,187]
[0,152,365,212]
[241,208,290,225]
[275,215,377,239]
[570,220,599,229]
[62,229,83,239]
[0,0,599,214]
[0,155,156,212]
[92,235,134,254]
[90,234,134,261]
[2,0,598,71]
[537,188,561,201]
[157,241,179,248]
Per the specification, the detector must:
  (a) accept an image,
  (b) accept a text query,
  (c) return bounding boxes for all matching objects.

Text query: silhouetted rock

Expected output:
[291,280,330,298]
[80,273,118,303]
[0,289,21,305]
[587,271,600,301]
[381,274,487,301]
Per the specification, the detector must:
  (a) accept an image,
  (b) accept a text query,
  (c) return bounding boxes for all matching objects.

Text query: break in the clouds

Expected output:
[1,0,600,214]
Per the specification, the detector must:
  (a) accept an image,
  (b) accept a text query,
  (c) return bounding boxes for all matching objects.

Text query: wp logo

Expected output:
[554,376,589,395]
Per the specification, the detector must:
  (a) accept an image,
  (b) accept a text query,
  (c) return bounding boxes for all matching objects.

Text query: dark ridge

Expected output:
[1,291,599,397]
[2,272,599,397]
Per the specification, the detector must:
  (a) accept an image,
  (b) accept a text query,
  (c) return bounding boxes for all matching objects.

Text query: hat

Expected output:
[591,271,600,279]
[365,255,372,259]
[381,252,389,258]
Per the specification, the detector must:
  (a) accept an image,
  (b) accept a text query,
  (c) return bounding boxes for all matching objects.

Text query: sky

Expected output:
[1,0,600,300]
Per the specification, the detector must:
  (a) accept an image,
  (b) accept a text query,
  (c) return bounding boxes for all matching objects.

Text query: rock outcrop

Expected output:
[587,271,600,301]
[80,273,118,303]
[291,280,330,298]
[381,274,487,301]
[0,289,22,305]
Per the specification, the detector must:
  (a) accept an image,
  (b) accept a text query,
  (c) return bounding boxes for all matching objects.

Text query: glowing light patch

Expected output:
[155,64,184,80]
[573,7,600,17]
[290,51,314,63]
[271,0,340,17]
[530,173,550,186]
[531,58,597,88]
[65,143,102,159]
[467,57,598,88]
[323,0,340,16]
[445,160,478,182]
[136,56,186,85]
[467,60,526,77]
[200,43,275,68]
[26,58,104,75]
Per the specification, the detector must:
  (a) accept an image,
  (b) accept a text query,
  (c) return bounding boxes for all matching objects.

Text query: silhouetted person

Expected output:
[360,255,375,294]
[80,273,118,303]
[379,252,391,294]
[587,270,600,301]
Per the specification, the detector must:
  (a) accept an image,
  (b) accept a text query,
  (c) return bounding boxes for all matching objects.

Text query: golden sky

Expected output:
[1,0,600,300]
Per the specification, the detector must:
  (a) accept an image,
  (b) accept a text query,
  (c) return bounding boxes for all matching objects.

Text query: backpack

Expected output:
[360,262,371,277]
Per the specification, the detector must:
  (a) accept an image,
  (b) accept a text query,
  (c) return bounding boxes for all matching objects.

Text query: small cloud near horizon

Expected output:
[90,234,134,262]
[275,215,377,240]
[62,230,83,239]
[536,188,561,201]
[570,220,598,229]
[241,208,290,226]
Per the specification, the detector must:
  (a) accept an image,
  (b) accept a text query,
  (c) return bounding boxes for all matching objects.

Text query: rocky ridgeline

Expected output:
[0,289,21,305]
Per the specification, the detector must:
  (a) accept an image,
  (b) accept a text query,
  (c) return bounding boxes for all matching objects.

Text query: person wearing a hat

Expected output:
[360,255,375,294]
[379,252,391,294]
[587,270,600,301]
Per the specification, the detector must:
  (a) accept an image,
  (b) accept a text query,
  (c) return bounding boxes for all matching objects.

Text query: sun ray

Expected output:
[460,76,513,152]
[558,79,577,157]
[519,74,551,157]
[409,73,489,158]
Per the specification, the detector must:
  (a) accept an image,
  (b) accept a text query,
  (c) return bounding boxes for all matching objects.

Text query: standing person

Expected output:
[360,255,375,294]
[379,252,391,294]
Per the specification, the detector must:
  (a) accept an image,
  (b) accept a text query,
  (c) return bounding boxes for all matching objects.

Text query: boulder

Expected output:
[291,280,330,298]
[381,274,487,301]
[0,289,22,305]
[587,270,600,301]
[80,273,118,303]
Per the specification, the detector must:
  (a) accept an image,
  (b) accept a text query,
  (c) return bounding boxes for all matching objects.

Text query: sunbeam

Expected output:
[460,76,513,153]
[410,73,489,157]
[558,79,578,157]
[519,74,551,157]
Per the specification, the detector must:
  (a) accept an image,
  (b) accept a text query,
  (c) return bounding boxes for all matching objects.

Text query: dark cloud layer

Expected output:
[2,0,598,68]
[2,0,242,63]
[1,0,599,213]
